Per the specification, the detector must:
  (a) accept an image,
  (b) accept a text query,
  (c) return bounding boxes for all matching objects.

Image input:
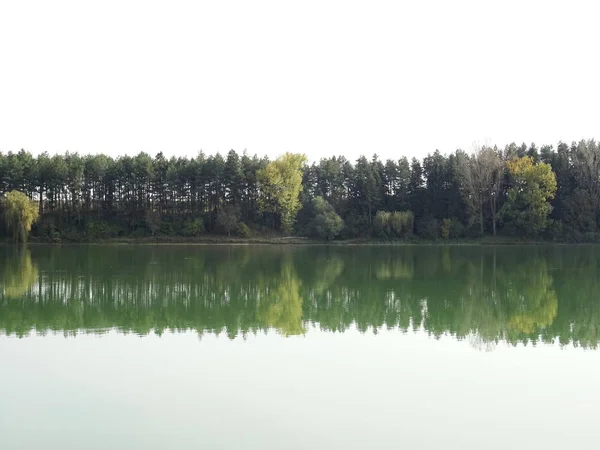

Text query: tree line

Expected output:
[2,245,599,349]
[1,139,599,241]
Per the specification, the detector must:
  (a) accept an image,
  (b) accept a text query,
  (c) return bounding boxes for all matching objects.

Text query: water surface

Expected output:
[1,245,600,449]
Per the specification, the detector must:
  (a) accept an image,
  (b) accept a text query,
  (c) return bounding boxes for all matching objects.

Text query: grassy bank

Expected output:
[3,234,578,246]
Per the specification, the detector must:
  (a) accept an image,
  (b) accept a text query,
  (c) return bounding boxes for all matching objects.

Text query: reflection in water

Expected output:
[1,245,600,349]
[504,259,558,334]
[259,258,304,336]
[1,249,38,299]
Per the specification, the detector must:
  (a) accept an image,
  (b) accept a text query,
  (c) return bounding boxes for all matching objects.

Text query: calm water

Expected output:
[1,245,600,449]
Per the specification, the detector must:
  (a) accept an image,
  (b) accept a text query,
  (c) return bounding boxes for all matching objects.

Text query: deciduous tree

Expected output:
[500,156,557,236]
[257,153,307,233]
[2,190,39,243]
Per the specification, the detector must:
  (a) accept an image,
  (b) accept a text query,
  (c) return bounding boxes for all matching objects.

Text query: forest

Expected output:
[0,139,599,242]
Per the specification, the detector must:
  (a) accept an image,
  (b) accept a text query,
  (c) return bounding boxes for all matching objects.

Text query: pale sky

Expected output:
[1,0,598,162]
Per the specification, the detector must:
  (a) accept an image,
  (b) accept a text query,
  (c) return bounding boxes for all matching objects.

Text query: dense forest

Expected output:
[2,246,599,349]
[1,139,599,242]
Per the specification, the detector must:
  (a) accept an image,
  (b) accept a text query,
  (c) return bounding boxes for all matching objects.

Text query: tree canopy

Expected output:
[501,156,557,236]
[2,190,39,243]
[1,140,600,242]
[257,153,307,233]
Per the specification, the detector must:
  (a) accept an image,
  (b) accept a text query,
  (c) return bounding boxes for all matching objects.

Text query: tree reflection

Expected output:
[0,245,598,350]
[1,249,38,299]
[259,258,304,336]
[504,259,558,335]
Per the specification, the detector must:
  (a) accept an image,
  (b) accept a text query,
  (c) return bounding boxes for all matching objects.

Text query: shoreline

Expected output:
[1,236,589,246]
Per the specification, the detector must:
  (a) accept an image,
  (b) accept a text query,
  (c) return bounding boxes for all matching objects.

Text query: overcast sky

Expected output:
[1,0,598,162]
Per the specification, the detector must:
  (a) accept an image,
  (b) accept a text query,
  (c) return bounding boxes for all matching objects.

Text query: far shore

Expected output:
[1,235,591,246]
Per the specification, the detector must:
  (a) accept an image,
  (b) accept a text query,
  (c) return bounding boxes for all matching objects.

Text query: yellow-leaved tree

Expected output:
[2,190,40,243]
[257,153,307,233]
[500,156,557,236]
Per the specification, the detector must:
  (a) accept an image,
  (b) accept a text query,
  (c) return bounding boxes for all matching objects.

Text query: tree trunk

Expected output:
[491,199,497,236]
[479,196,484,235]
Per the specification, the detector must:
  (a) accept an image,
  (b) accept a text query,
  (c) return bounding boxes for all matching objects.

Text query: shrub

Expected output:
[342,213,370,239]
[130,227,148,238]
[310,196,344,240]
[390,211,414,237]
[181,218,204,237]
[217,205,241,236]
[50,230,61,243]
[417,217,439,240]
[236,222,253,238]
[374,211,392,238]
[85,220,123,239]
[314,210,344,240]
[374,210,414,239]
[441,217,465,239]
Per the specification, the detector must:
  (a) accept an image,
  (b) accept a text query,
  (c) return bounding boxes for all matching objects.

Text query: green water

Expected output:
[1,245,600,449]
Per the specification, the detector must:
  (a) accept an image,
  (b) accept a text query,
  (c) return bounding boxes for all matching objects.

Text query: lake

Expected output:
[1,244,600,449]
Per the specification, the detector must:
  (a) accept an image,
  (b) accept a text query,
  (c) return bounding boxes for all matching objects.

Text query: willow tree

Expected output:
[2,190,39,243]
[257,152,307,233]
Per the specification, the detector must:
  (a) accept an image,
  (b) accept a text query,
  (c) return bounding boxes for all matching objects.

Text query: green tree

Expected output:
[223,150,244,205]
[257,153,307,233]
[311,196,344,240]
[500,156,557,236]
[2,191,40,243]
[217,205,241,236]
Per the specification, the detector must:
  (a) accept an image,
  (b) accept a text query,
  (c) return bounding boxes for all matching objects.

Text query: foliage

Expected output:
[374,211,392,237]
[311,196,344,240]
[2,139,600,242]
[182,218,205,237]
[441,217,464,239]
[416,217,440,240]
[235,222,253,238]
[459,146,504,235]
[2,190,39,243]
[257,153,307,233]
[84,221,123,240]
[390,211,414,237]
[216,205,241,236]
[500,156,557,236]
[374,210,413,238]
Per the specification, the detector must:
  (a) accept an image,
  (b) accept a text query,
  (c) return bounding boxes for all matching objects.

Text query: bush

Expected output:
[50,230,61,243]
[85,220,123,240]
[417,217,440,240]
[314,210,344,240]
[374,210,414,239]
[181,218,204,237]
[160,222,175,235]
[217,205,241,236]
[130,227,148,238]
[441,217,465,239]
[390,211,414,237]
[236,222,253,238]
[374,211,392,238]
[342,213,370,239]
[310,197,344,240]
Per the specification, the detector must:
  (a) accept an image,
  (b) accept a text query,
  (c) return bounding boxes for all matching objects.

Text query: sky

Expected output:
[1,0,599,163]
